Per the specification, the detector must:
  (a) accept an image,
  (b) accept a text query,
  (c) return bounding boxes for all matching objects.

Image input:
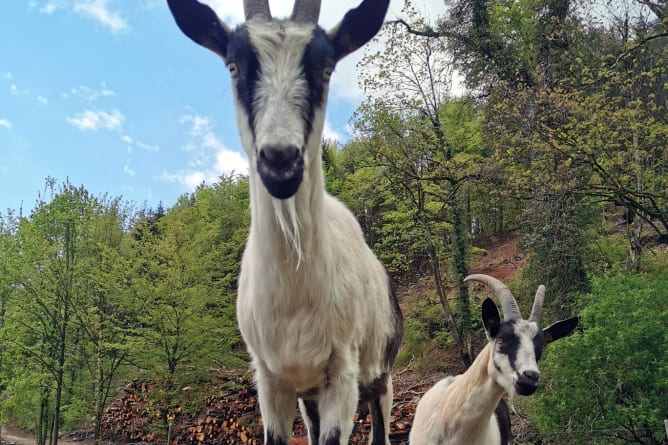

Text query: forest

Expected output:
[0,0,666,443]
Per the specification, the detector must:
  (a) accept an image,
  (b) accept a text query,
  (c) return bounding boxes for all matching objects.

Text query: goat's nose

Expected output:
[259,145,301,170]
[523,370,540,383]
[256,144,304,199]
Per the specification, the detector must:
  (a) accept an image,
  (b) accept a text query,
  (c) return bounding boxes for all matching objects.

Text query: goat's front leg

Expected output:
[367,373,393,445]
[255,362,296,445]
[316,362,358,445]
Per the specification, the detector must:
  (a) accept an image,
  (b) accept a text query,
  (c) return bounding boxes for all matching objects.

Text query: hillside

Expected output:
[93,234,529,445]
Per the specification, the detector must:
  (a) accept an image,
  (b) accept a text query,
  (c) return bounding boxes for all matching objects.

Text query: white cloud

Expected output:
[206,134,248,175]
[136,140,159,152]
[323,119,343,143]
[5,75,49,105]
[180,113,212,138]
[122,134,159,153]
[73,0,129,33]
[200,0,439,29]
[32,0,128,33]
[10,84,29,97]
[123,159,136,176]
[0,119,12,130]
[67,109,124,131]
[163,111,248,191]
[40,1,64,14]
[200,0,447,104]
[68,83,117,102]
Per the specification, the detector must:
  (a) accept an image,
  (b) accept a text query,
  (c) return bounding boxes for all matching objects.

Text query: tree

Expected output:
[127,174,249,437]
[531,272,668,444]
[71,197,136,444]
[3,180,100,445]
[355,3,489,366]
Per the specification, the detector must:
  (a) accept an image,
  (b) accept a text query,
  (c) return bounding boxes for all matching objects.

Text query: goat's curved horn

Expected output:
[244,0,271,21]
[464,274,522,321]
[291,0,322,23]
[528,285,546,324]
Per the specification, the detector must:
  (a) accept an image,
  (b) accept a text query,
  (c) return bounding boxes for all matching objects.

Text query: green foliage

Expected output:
[521,191,595,313]
[0,369,49,431]
[0,175,251,440]
[124,176,249,432]
[531,272,668,444]
[397,298,451,369]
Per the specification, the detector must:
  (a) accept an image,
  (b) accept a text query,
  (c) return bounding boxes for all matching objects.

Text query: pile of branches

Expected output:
[100,381,156,443]
[100,368,430,445]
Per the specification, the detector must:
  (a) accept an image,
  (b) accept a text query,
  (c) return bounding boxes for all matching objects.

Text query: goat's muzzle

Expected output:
[257,145,304,199]
[515,370,540,396]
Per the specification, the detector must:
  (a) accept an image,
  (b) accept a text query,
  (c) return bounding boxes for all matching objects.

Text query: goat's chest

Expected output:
[449,419,501,445]
[237,266,358,390]
[418,418,501,445]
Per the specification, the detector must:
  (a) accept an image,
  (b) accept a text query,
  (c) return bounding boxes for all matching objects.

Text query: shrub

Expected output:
[531,272,668,445]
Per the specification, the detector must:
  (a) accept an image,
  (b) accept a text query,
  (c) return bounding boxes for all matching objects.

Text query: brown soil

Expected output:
[1,424,95,445]
[469,234,527,283]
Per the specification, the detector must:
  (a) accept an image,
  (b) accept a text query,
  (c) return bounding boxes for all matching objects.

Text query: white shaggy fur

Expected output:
[166,2,399,442]
[410,344,507,445]
[234,16,398,445]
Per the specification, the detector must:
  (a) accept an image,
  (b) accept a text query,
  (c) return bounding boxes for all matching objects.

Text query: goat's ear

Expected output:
[167,0,232,59]
[482,298,501,339]
[543,317,579,344]
[328,0,390,62]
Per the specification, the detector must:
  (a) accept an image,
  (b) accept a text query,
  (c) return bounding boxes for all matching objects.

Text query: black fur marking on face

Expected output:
[301,27,336,145]
[226,25,260,139]
[496,321,521,371]
[533,330,546,361]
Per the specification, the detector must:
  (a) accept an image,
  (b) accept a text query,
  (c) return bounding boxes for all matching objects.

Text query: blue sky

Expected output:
[1,0,444,214]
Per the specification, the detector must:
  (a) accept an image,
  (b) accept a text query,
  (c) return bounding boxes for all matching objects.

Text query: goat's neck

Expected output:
[248,148,325,262]
[444,343,506,432]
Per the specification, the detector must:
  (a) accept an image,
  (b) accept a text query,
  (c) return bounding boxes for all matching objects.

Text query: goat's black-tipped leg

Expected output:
[299,398,320,444]
[363,373,393,445]
[368,398,387,445]
[266,431,290,445]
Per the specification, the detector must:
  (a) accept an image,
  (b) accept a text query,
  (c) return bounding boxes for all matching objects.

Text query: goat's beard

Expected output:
[272,196,302,268]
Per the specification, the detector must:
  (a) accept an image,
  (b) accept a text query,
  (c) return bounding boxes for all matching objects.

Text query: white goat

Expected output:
[166,1,403,444]
[409,274,578,445]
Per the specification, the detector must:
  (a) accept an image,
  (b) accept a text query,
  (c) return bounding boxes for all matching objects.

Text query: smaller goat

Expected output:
[409,274,578,445]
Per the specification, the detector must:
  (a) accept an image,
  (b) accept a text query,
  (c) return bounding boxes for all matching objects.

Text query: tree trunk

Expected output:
[38,389,50,445]
[50,330,66,445]
[449,196,473,366]
[427,245,471,368]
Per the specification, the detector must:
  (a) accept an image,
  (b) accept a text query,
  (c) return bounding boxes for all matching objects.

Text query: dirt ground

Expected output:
[1,425,95,445]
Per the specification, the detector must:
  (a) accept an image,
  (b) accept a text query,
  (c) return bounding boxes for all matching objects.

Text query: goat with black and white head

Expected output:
[166,1,403,444]
[409,274,578,445]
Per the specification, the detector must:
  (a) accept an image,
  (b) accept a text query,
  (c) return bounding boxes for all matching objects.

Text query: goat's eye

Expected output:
[323,67,333,82]
[228,63,239,79]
